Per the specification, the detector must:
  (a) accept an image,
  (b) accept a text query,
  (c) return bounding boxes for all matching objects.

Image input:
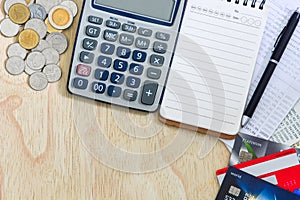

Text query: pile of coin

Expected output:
[0,0,78,91]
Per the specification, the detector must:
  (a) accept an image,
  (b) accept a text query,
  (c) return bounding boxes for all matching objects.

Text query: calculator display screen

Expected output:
[94,0,176,22]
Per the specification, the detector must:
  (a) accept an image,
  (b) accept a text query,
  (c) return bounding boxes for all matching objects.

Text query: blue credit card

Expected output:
[216,166,300,200]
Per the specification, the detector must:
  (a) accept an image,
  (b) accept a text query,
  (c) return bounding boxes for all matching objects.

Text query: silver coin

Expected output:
[35,0,61,13]
[24,18,47,39]
[26,51,46,70]
[29,3,47,20]
[0,18,20,37]
[25,63,41,75]
[46,32,68,54]
[29,72,48,91]
[4,0,27,14]
[60,0,78,17]
[42,64,62,83]
[32,39,51,52]
[5,56,25,75]
[42,48,60,65]
[7,43,28,59]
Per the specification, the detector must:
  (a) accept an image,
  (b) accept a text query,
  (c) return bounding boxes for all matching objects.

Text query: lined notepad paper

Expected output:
[160,0,269,135]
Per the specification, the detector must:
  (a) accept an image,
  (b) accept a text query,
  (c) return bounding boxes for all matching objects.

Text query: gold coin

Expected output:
[25,0,31,4]
[19,29,40,49]
[49,6,73,30]
[52,8,70,26]
[8,3,30,25]
[45,18,62,33]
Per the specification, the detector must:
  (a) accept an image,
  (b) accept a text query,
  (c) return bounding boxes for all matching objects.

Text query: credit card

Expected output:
[216,167,300,200]
[258,164,300,193]
[216,149,299,185]
[230,133,300,166]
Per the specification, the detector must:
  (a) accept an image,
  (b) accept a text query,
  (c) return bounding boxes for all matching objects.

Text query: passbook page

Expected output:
[160,0,268,135]
[270,99,300,146]
[240,0,300,139]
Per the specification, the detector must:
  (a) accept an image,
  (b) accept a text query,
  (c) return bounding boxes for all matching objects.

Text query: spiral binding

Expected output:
[227,0,266,9]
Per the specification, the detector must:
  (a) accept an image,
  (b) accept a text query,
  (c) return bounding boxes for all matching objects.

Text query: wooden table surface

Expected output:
[0,1,230,199]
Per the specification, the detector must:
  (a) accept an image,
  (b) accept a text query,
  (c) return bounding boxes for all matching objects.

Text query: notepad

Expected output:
[160,0,269,137]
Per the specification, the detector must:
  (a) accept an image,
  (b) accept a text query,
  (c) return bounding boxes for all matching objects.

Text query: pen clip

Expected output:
[272,25,287,51]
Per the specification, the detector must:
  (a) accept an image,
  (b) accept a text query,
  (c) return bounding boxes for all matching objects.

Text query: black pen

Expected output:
[242,8,300,127]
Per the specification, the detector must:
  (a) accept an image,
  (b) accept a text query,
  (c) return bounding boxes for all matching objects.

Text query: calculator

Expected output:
[68,0,186,112]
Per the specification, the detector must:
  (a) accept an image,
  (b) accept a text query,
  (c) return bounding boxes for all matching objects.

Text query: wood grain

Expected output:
[0,1,230,199]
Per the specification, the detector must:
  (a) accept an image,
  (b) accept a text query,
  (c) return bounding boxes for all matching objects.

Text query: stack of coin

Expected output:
[0,0,78,91]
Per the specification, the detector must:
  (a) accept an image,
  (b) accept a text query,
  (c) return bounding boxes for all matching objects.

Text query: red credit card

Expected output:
[259,164,300,193]
[216,148,299,185]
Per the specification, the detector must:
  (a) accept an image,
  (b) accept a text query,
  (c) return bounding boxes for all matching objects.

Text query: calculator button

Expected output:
[119,33,134,46]
[153,42,168,54]
[76,64,91,77]
[86,25,101,38]
[80,51,94,64]
[138,28,152,37]
[123,89,138,101]
[103,30,118,42]
[126,76,141,88]
[88,16,103,25]
[106,20,121,29]
[155,32,170,41]
[100,43,115,55]
[110,72,125,84]
[95,69,109,81]
[141,82,158,105]
[132,50,147,62]
[113,59,128,72]
[73,78,88,90]
[107,85,122,97]
[129,63,144,75]
[91,82,106,94]
[150,54,164,66]
[135,37,150,49]
[147,68,162,80]
[117,46,131,58]
[122,24,137,33]
[82,38,98,51]
[98,56,112,68]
